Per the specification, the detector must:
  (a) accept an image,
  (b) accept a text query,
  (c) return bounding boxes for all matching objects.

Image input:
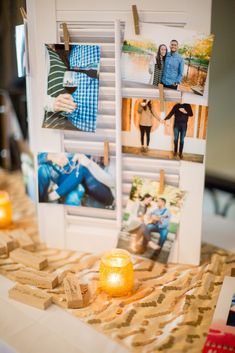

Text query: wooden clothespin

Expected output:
[158,169,165,195]
[231,268,235,277]
[62,23,70,51]
[20,7,27,20]
[158,83,164,113]
[132,5,140,35]
[104,140,109,166]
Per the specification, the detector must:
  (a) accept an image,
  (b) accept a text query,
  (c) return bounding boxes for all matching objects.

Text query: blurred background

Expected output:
[0,0,234,219]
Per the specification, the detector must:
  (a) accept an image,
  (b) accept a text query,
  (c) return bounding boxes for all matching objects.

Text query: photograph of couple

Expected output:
[121,22,214,95]
[122,97,208,163]
[117,176,186,263]
[43,44,100,132]
[37,152,115,209]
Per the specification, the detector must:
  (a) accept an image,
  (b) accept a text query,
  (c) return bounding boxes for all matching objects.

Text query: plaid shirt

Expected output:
[67,45,100,132]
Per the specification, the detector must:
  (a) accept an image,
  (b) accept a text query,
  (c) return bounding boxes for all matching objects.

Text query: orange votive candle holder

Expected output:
[0,191,12,228]
[100,249,134,297]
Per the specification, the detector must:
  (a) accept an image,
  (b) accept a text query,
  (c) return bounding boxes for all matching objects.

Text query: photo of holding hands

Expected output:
[122,98,209,163]
[37,152,115,210]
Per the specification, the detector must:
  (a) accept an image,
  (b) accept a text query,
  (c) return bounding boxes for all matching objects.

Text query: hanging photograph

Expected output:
[117,176,186,263]
[43,44,100,132]
[37,152,115,209]
[122,98,209,163]
[122,22,214,96]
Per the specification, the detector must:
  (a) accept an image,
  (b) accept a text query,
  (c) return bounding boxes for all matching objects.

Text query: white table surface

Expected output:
[0,214,234,353]
[0,277,129,353]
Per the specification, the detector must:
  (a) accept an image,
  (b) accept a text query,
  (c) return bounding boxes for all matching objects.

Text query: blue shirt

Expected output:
[150,207,171,229]
[162,52,184,85]
[67,45,100,132]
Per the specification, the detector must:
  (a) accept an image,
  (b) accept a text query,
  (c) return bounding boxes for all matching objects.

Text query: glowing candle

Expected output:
[0,191,12,228]
[100,249,134,297]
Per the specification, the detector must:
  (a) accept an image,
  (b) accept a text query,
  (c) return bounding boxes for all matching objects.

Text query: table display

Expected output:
[0,171,234,353]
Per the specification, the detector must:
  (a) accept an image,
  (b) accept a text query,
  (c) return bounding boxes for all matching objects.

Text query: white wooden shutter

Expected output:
[26,0,212,265]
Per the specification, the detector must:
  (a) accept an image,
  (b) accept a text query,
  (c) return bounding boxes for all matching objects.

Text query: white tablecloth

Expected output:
[0,277,129,353]
[0,214,234,353]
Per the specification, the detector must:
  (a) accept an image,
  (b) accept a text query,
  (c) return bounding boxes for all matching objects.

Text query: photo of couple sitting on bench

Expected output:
[117,176,185,263]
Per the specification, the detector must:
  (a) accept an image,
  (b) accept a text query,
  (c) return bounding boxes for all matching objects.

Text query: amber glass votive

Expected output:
[100,249,134,297]
[0,191,12,228]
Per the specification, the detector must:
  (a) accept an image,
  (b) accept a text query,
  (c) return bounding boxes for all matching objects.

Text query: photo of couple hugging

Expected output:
[122,22,214,95]
[117,177,185,263]
[148,39,184,89]
[37,152,116,210]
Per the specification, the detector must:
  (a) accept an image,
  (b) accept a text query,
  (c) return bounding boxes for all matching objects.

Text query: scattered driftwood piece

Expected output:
[13,268,58,289]
[10,248,48,270]
[63,275,83,309]
[8,229,35,251]
[8,283,52,310]
[0,244,7,255]
[80,283,90,306]
[0,232,16,252]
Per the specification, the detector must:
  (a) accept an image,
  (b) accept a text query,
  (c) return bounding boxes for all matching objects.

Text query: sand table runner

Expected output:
[0,171,234,353]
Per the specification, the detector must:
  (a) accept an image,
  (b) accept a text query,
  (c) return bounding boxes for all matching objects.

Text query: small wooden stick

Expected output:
[62,23,70,51]
[104,140,109,166]
[132,5,140,35]
[10,248,48,270]
[8,229,35,251]
[158,83,164,112]
[0,232,16,252]
[0,244,7,256]
[63,275,83,309]
[9,284,52,310]
[159,169,165,194]
[13,268,58,289]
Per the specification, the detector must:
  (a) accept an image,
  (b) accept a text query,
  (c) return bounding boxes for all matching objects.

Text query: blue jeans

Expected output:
[38,164,84,205]
[144,223,168,247]
[55,165,114,206]
[173,123,187,154]
[38,164,114,207]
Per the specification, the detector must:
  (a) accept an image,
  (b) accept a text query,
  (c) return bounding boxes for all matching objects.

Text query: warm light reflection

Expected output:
[0,191,12,228]
[100,249,134,297]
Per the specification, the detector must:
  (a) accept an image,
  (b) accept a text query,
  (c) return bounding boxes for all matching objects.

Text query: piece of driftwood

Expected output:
[13,268,58,289]
[0,244,7,255]
[9,283,52,310]
[8,229,35,251]
[0,232,16,252]
[63,275,84,309]
[10,248,48,270]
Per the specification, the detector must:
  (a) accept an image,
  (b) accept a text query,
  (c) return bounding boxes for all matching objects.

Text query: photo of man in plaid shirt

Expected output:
[43,44,100,132]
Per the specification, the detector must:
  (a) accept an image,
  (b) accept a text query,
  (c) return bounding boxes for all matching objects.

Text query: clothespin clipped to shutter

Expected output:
[20,7,27,20]
[132,5,140,35]
[158,83,164,113]
[104,140,109,166]
[158,169,165,195]
[62,23,70,52]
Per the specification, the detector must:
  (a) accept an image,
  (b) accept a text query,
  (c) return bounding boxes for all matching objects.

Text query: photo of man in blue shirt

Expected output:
[162,40,184,90]
[143,198,171,251]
